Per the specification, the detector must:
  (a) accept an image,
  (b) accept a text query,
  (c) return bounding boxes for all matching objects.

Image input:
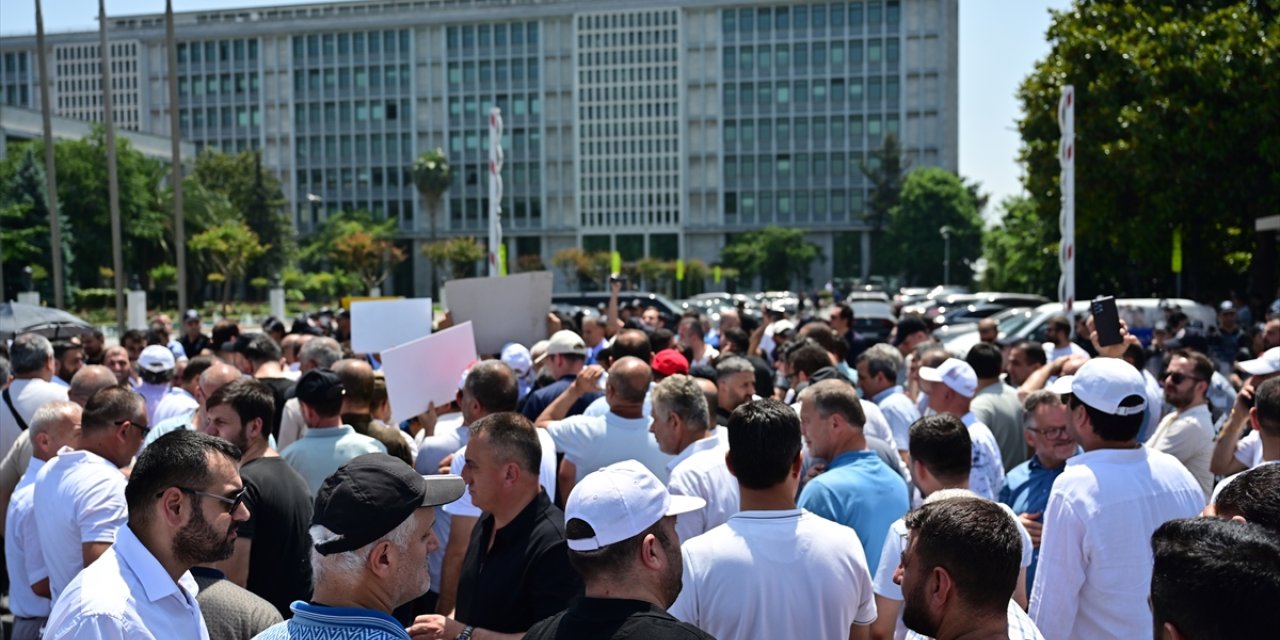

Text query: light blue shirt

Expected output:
[281,425,386,496]
[1000,455,1069,590]
[872,386,920,451]
[797,449,910,567]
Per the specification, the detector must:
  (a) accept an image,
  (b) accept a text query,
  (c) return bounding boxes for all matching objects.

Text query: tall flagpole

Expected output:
[1058,85,1075,313]
[99,0,126,335]
[165,0,187,313]
[487,107,504,277]
[35,0,65,307]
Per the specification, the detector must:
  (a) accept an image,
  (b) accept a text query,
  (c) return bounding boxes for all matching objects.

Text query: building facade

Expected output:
[0,0,957,295]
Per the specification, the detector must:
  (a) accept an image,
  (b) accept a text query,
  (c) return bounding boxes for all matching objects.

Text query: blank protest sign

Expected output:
[381,321,476,422]
[350,298,433,354]
[444,271,553,356]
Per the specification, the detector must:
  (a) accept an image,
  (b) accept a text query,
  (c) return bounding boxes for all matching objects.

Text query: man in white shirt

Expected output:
[538,356,670,489]
[678,317,719,367]
[669,399,877,640]
[1,334,70,470]
[44,430,249,640]
[1028,357,1204,640]
[896,497,1045,640]
[34,386,146,601]
[1145,350,1216,499]
[5,401,81,640]
[648,374,736,542]
[1041,315,1088,362]
[1210,348,1280,477]
[919,359,1005,501]
[858,344,920,462]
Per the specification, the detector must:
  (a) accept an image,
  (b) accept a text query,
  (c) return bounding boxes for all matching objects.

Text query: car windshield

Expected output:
[996,308,1036,335]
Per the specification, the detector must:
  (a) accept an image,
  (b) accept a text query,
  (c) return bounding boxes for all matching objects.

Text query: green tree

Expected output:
[190,150,292,277]
[722,226,824,291]
[1016,1,1280,299]
[861,133,909,275]
[550,248,589,291]
[0,148,72,300]
[189,221,268,311]
[412,149,453,294]
[304,210,406,295]
[983,195,1059,295]
[883,168,984,286]
[422,236,486,281]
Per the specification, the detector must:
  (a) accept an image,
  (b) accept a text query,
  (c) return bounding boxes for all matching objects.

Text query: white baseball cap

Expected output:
[565,460,705,552]
[138,345,175,373]
[1070,358,1147,416]
[501,343,533,378]
[1048,375,1075,396]
[919,358,977,398]
[1239,347,1280,376]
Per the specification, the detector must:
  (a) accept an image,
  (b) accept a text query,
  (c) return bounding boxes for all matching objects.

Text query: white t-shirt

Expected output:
[1234,431,1264,468]
[0,378,68,462]
[962,413,1006,502]
[861,399,899,451]
[1042,341,1089,362]
[547,411,671,483]
[1028,447,1204,640]
[5,458,49,617]
[670,508,877,640]
[442,428,557,518]
[875,502,1035,640]
[1145,404,1215,500]
[152,387,199,426]
[667,432,738,542]
[33,447,128,602]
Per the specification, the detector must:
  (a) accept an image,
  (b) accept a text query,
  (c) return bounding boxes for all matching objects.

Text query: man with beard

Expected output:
[713,356,757,426]
[1145,350,1216,499]
[261,454,464,639]
[43,430,249,639]
[202,379,314,617]
[524,461,712,640]
[896,497,1044,640]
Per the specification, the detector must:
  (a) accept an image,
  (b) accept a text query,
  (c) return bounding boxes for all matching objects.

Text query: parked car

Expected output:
[849,301,898,343]
[552,291,683,328]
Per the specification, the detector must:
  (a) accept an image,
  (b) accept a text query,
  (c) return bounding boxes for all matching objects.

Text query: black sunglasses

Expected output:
[115,418,150,434]
[169,486,248,514]
[1162,372,1203,386]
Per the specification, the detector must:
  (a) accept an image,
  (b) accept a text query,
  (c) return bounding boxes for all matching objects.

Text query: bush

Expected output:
[74,288,117,309]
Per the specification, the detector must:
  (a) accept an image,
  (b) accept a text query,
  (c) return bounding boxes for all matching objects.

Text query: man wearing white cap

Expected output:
[1209,376,1280,501]
[136,344,178,424]
[520,330,601,422]
[1028,358,1204,640]
[919,359,1005,501]
[1144,350,1217,498]
[669,400,876,640]
[523,460,712,640]
[1211,346,1280,477]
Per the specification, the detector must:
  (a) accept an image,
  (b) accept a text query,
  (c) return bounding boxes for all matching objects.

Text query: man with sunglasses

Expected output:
[33,386,146,602]
[1145,350,1216,499]
[44,429,248,640]
[999,390,1078,594]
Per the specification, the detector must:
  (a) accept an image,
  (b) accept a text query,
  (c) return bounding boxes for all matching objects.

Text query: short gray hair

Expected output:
[11,334,53,375]
[1022,390,1065,428]
[857,343,903,382]
[715,356,754,378]
[30,400,80,439]
[652,374,710,432]
[309,516,418,585]
[299,337,343,370]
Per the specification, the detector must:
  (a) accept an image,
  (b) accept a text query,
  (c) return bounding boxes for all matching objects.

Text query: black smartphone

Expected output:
[1091,296,1123,346]
[609,274,627,285]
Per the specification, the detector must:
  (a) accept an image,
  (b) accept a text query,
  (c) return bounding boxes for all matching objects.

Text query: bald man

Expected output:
[142,361,243,449]
[538,356,672,497]
[332,359,415,465]
[67,366,119,408]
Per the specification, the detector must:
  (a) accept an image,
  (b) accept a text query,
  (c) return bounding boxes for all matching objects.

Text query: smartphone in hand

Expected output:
[1091,296,1123,347]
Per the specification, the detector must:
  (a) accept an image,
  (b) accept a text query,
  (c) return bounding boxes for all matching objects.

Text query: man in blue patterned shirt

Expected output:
[999,390,1078,592]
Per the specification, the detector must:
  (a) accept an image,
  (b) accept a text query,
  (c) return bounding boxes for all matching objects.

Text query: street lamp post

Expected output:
[940,226,952,285]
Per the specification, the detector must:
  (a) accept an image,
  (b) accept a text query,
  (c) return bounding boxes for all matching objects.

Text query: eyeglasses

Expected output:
[172,486,248,514]
[1162,372,1203,385]
[1028,426,1070,439]
[115,418,150,435]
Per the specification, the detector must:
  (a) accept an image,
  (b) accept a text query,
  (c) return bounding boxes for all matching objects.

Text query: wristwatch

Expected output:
[456,625,475,640]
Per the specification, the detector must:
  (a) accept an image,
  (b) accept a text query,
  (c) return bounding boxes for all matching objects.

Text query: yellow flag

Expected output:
[713,266,722,283]
[498,244,508,276]
[676,259,685,281]
[611,251,622,274]
[1171,228,1182,274]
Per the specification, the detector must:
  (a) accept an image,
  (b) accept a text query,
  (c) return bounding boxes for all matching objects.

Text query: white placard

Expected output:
[444,271,553,356]
[350,298,433,354]
[381,321,477,422]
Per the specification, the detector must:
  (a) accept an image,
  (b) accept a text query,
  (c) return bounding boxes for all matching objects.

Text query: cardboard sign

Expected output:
[444,271,553,355]
[381,321,477,421]
[350,298,433,354]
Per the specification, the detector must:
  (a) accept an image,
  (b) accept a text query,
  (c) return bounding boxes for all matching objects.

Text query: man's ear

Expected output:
[930,566,953,609]
[248,417,265,442]
[1159,621,1186,640]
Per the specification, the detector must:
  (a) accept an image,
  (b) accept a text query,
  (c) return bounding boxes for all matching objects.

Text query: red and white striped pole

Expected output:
[488,108,505,277]
[1058,86,1075,312]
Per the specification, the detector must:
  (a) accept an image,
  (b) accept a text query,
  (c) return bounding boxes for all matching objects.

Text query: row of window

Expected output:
[445,23,540,53]
[577,11,677,31]
[295,100,407,127]
[722,2,901,35]
[178,73,260,98]
[448,127,541,156]
[723,39,899,76]
[2,52,29,74]
[449,197,543,230]
[448,161,542,192]
[58,92,140,109]
[179,105,261,130]
[176,39,258,65]
[57,75,137,95]
[579,66,677,88]
[580,174,679,194]
[292,31,410,60]
[724,114,901,147]
[296,167,413,191]
[725,190,867,224]
[55,44,135,61]
[294,134,413,164]
[581,155,679,175]
[447,94,541,121]
[446,59,541,88]
[293,65,411,93]
[576,29,678,51]
[56,60,137,78]
[725,77,899,109]
[578,47,677,68]
[2,85,29,106]
[725,151,888,183]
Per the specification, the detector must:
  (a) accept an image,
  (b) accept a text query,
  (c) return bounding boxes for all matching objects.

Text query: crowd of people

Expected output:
[0,288,1277,640]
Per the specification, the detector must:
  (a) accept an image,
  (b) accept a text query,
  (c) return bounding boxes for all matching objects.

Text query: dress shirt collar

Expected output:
[666,431,726,472]
[304,425,356,439]
[872,386,905,404]
[961,411,977,427]
[114,525,199,605]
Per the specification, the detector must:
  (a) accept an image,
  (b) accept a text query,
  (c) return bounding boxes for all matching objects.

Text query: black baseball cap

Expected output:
[295,369,344,406]
[312,454,465,555]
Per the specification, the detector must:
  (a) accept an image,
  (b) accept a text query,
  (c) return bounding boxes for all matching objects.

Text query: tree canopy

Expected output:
[721,226,824,291]
[882,167,985,286]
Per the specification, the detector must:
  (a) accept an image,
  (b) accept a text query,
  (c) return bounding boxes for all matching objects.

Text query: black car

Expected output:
[551,291,683,328]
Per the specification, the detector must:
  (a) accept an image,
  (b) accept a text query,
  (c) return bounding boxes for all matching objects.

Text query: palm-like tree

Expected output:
[411,149,452,295]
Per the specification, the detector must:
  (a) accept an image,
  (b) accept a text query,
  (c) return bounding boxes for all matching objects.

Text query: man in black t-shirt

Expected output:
[203,378,313,618]
[524,460,712,640]
[178,309,212,358]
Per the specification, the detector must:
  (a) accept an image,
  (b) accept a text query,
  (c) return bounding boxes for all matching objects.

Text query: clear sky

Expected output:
[4,0,1072,222]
